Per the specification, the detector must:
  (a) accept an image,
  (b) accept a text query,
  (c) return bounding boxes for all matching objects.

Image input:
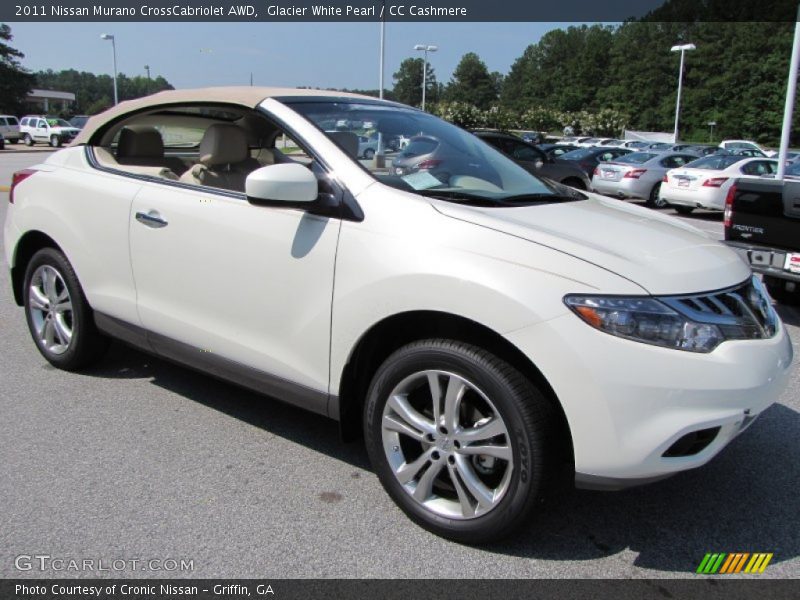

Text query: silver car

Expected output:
[591,151,697,207]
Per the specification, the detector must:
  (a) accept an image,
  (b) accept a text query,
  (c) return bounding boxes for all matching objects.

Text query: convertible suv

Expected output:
[4,88,793,543]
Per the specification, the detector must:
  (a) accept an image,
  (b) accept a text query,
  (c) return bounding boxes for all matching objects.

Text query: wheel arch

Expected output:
[10,230,63,306]
[336,310,574,468]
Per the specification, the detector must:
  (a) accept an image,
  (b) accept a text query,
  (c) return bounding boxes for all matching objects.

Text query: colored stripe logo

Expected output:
[696,553,773,574]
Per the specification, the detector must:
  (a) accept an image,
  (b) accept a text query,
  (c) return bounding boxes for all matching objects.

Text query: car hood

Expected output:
[431,192,750,295]
[52,127,80,134]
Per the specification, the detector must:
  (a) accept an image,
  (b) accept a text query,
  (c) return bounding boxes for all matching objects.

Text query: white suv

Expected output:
[0,115,21,143]
[3,88,793,543]
[19,115,81,147]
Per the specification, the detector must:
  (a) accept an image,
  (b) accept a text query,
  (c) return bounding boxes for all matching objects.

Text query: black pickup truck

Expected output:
[724,178,800,304]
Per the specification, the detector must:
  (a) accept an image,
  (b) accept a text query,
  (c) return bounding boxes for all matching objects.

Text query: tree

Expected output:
[445,52,497,110]
[35,69,174,115]
[392,57,436,108]
[0,24,35,115]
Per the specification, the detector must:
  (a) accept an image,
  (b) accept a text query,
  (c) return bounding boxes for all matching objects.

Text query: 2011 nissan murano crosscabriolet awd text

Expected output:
[3,88,793,543]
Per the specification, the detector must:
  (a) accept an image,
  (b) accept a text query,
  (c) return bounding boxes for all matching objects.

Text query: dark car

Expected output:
[69,115,90,129]
[538,143,580,159]
[472,131,592,190]
[555,146,633,177]
[391,134,500,185]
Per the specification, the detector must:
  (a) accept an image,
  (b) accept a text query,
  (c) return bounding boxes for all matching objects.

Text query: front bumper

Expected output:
[506,308,793,488]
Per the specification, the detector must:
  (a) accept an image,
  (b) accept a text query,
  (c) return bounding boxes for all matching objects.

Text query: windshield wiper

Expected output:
[417,189,499,206]
[501,193,584,204]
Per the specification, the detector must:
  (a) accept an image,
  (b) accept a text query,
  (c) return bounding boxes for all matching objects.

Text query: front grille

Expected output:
[661,277,778,340]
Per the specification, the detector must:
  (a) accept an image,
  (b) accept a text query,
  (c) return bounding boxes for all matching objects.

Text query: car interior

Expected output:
[89,104,314,193]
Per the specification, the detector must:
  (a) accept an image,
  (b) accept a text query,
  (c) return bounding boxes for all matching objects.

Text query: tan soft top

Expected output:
[71,86,376,146]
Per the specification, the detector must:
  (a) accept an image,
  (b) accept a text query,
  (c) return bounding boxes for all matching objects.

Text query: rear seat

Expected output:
[116,126,188,176]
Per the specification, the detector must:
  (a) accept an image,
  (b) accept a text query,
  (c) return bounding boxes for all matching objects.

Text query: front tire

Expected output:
[50,135,62,148]
[364,339,554,544]
[23,248,108,370]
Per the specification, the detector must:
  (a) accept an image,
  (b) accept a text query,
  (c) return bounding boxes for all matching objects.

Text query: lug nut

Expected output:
[439,426,448,435]
[453,440,461,449]
[431,451,440,460]
[448,456,455,464]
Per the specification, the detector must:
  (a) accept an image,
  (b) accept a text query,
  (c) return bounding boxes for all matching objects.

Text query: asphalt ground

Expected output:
[1,152,798,579]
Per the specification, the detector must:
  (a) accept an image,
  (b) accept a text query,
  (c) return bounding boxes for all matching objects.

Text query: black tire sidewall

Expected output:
[23,248,102,370]
[364,341,547,543]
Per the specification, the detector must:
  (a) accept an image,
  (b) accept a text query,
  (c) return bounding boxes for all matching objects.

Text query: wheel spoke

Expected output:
[396,449,433,485]
[443,375,466,431]
[43,318,57,346]
[412,459,444,502]
[383,414,426,442]
[458,418,507,444]
[54,300,72,314]
[454,454,494,509]
[55,288,70,303]
[42,268,58,301]
[458,443,512,462]
[387,394,436,437]
[426,372,443,424]
[447,463,476,518]
[29,286,49,311]
[53,316,72,346]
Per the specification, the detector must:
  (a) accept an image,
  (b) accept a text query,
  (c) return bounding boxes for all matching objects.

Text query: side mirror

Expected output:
[246,164,318,204]
[534,159,544,169]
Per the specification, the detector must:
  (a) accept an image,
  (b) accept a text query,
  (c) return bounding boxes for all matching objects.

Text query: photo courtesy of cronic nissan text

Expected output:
[0,0,798,599]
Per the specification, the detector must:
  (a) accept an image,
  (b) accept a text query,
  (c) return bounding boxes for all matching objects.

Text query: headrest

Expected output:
[199,124,249,166]
[117,126,164,158]
[327,131,359,159]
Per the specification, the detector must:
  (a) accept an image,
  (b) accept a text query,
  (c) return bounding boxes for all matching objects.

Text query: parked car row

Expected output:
[0,114,89,149]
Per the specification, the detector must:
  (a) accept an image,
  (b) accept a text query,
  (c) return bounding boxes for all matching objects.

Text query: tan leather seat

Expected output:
[179,124,260,192]
[117,125,187,175]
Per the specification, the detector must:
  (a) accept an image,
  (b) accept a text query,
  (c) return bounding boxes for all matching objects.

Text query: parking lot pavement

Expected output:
[1,153,798,579]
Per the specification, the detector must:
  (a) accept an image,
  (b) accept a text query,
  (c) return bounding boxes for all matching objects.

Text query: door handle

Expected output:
[135,210,168,228]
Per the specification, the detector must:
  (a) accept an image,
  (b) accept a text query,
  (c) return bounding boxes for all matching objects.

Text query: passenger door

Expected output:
[128,168,341,412]
[34,119,49,142]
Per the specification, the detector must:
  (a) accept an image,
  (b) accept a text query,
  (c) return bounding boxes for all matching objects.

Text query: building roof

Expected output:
[29,89,76,101]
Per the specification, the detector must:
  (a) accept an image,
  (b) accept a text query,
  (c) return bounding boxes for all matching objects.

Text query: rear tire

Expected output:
[673,205,695,215]
[24,133,33,146]
[23,248,109,371]
[364,339,556,544]
[764,275,800,306]
[647,182,666,208]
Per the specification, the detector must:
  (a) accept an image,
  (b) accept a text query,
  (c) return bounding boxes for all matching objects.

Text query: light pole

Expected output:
[707,120,716,142]
[144,64,151,93]
[413,44,437,111]
[670,43,696,143]
[101,33,118,105]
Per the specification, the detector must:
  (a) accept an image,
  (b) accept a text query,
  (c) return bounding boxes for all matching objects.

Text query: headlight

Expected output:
[564,277,777,353]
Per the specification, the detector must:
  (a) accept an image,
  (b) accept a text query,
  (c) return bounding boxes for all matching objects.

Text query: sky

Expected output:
[6,21,583,91]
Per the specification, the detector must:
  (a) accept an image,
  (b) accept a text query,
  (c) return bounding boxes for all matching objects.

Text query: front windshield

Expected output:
[285,100,584,205]
[47,118,72,127]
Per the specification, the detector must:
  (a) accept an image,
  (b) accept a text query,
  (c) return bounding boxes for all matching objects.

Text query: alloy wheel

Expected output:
[28,265,74,355]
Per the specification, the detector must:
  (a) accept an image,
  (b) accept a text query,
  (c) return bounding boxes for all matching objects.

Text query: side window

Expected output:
[8,117,18,126]
[37,119,47,129]
[510,142,542,162]
[741,161,766,176]
[0,118,7,126]
[20,118,27,127]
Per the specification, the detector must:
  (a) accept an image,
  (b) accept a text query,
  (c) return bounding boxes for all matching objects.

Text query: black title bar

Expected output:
[2,0,797,22]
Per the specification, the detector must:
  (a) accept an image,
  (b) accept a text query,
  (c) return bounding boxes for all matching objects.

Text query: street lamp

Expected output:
[670,43,696,143]
[144,65,151,93]
[100,33,118,105]
[707,120,716,142]
[413,44,438,111]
